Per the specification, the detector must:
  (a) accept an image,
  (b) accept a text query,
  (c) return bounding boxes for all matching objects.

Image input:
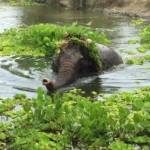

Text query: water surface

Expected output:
[0,4,150,98]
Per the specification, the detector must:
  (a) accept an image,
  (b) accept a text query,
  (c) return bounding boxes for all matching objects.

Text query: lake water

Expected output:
[0,4,150,98]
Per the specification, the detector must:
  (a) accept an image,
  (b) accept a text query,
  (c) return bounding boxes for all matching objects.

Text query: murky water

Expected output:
[0,4,150,98]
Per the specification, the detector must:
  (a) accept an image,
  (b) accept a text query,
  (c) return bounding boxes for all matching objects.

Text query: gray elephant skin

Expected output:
[42,39,123,92]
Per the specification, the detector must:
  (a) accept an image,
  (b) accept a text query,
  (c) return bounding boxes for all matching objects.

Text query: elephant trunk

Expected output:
[43,59,79,91]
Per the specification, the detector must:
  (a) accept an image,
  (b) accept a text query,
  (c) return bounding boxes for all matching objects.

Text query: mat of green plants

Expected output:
[0,86,150,149]
[0,22,110,68]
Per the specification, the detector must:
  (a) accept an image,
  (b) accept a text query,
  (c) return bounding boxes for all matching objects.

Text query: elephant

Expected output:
[42,35,123,92]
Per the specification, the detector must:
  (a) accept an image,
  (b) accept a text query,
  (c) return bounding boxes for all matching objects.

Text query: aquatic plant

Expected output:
[144,55,150,62]
[137,24,150,53]
[0,22,111,68]
[139,25,150,44]
[125,57,144,65]
[131,19,145,26]
[126,54,150,65]
[1,86,150,149]
[137,45,150,53]
[126,24,150,65]
[2,0,44,6]
[124,50,136,55]
[127,39,138,44]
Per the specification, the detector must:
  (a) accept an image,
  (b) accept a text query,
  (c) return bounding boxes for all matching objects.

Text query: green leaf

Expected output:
[145,93,150,102]
[119,107,130,119]
[37,87,45,100]
[133,135,150,144]
[0,104,6,113]
[45,95,52,103]
[124,123,135,132]
[23,105,31,113]
[109,141,134,150]
[0,132,6,140]
[133,113,143,123]
[132,100,144,110]
[82,118,91,127]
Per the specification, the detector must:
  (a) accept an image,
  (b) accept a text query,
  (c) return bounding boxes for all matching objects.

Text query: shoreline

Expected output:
[59,1,150,19]
[91,7,150,18]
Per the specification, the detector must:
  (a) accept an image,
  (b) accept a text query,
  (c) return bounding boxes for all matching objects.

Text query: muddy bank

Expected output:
[59,0,150,18]
[91,3,150,18]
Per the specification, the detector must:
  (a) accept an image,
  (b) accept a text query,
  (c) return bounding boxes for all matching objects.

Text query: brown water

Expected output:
[0,4,150,98]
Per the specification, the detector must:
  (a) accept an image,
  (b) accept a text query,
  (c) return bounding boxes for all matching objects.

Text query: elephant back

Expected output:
[97,43,123,70]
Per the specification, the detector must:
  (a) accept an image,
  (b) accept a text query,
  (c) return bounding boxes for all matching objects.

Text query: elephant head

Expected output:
[42,40,96,91]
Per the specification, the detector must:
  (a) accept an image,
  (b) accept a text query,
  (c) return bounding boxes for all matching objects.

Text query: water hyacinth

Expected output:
[0,86,150,149]
[0,22,111,68]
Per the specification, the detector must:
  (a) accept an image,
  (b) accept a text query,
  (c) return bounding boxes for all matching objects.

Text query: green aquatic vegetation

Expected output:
[132,24,150,64]
[135,80,140,84]
[0,22,111,68]
[124,50,136,55]
[125,57,144,65]
[127,39,138,44]
[1,86,150,149]
[119,49,136,55]
[108,141,134,150]
[127,54,150,64]
[131,19,145,26]
[144,55,150,62]
[137,44,150,53]
[119,49,123,53]
[10,1,43,6]
[144,66,150,70]
[139,25,150,44]
[69,35,103,68]
[2,0,44,6]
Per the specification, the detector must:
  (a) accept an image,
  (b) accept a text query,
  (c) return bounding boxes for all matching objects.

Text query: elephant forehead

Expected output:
[58,52,83,64]
[60,50,82,57]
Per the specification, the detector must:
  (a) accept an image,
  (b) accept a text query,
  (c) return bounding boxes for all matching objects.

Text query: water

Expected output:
[0,4,150,98]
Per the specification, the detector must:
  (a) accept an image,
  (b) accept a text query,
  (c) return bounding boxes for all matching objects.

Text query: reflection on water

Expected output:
[0,5,150,97]
[0,56,53,98]
[0,6,23,32]
[0,5,132,32]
